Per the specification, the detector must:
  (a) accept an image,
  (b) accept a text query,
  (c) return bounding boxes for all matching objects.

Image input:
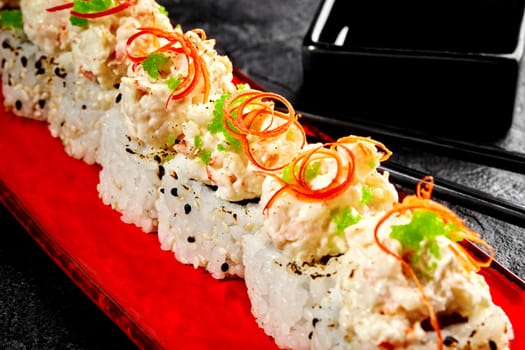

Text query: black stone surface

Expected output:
[1,0,524,349]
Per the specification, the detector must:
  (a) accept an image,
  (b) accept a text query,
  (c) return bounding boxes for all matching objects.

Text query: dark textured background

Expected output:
[1,0,524,348]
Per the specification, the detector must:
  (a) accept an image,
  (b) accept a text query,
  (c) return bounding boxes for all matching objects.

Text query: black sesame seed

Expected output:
[170,188,178,197]
[489,340,497,350]
[308,332,313,340]
[443,336,458,346]
[36,68,45,75]
[205,184,218,191]
[125,147,135,155]
[115,93,122,103]
[220,262,229,272]
[21,56,28,67]
[154,155,162,163]
[15,100,22,110]
[187,236,196,243]
[54,66,67,78]
[312,318,319,327]
[184,203,191,214]
[160,188,165,194]
[81,105,87,110]
[158,165,165,180]
[38,99,46,109]
[2,40,11,49]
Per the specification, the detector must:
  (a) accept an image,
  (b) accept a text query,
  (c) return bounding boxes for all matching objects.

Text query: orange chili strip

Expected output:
[262,141,356,211]
[46,1,133,17]
[222,89,306,170]
[262,136,391,211]
[125,27,211,105]
[373,176,495,350]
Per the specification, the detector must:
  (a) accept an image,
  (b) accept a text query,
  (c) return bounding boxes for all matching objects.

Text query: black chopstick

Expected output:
[381,161,525,228]
[298,110,525,174]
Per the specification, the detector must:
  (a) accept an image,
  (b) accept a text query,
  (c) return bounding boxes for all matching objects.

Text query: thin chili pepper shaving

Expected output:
[262,136,391,212]
[373,176,495,350]
[222,89,306,170]
[46,1,134,17]
[125,27,210,106]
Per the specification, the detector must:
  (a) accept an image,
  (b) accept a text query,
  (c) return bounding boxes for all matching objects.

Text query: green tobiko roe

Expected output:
[142,52,170,80]
[281,161,321,184]
[331,207,362,236]
[0,9,23,29]
[70,0,113,27]
[208,93,242,152]
[390,210,461,275]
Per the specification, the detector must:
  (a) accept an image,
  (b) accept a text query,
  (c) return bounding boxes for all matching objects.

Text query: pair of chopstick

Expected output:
[380,162,525,228]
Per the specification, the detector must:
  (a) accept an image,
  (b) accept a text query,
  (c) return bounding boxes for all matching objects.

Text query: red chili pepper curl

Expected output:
[222,89,306,171]
[125,27,211,105]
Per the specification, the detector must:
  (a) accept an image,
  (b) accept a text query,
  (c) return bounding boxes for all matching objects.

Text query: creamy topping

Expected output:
[21,0,172,88]
[172,100,265,201]
[337,212,509,348]
[120,27,236,148]
[261,139,398,261]
[21,0,74,53]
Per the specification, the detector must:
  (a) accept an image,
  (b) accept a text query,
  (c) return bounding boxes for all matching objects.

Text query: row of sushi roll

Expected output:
[0,1,515,349]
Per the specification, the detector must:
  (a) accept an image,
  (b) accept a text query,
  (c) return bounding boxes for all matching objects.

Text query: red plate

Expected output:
[0,86,523,349]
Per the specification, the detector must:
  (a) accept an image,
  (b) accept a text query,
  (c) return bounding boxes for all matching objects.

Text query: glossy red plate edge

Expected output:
[0,73,524,349]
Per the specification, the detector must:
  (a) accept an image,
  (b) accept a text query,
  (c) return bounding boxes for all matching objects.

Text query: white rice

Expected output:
[46,52,118,165]
[0,28,52,121]
[97,105,172,233]
[242,232,345,350]
[155,153,263,279]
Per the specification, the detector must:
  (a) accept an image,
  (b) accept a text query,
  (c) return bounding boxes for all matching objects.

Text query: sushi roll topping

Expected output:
[125,26,211,106]
[374,176,494,275]
[222,88,306,171]
[373,176,495,350]
[263,135,391,211]
[46,0,133,27]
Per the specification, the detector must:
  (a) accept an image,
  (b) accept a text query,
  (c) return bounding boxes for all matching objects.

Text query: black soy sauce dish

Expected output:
[299,0,525,142]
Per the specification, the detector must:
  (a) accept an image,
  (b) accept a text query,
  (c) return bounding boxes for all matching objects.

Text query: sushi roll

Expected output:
[242,136,399,349]
[243,137,514,350]
[0,7,53,121]
[98,24,237,233]
[156,88,307,278]
[18,0,173,164]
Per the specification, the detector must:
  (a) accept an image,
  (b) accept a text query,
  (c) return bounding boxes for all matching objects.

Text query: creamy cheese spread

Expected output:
[261,139,398,261]
[120,28,236,148]
[21,0,172,88]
